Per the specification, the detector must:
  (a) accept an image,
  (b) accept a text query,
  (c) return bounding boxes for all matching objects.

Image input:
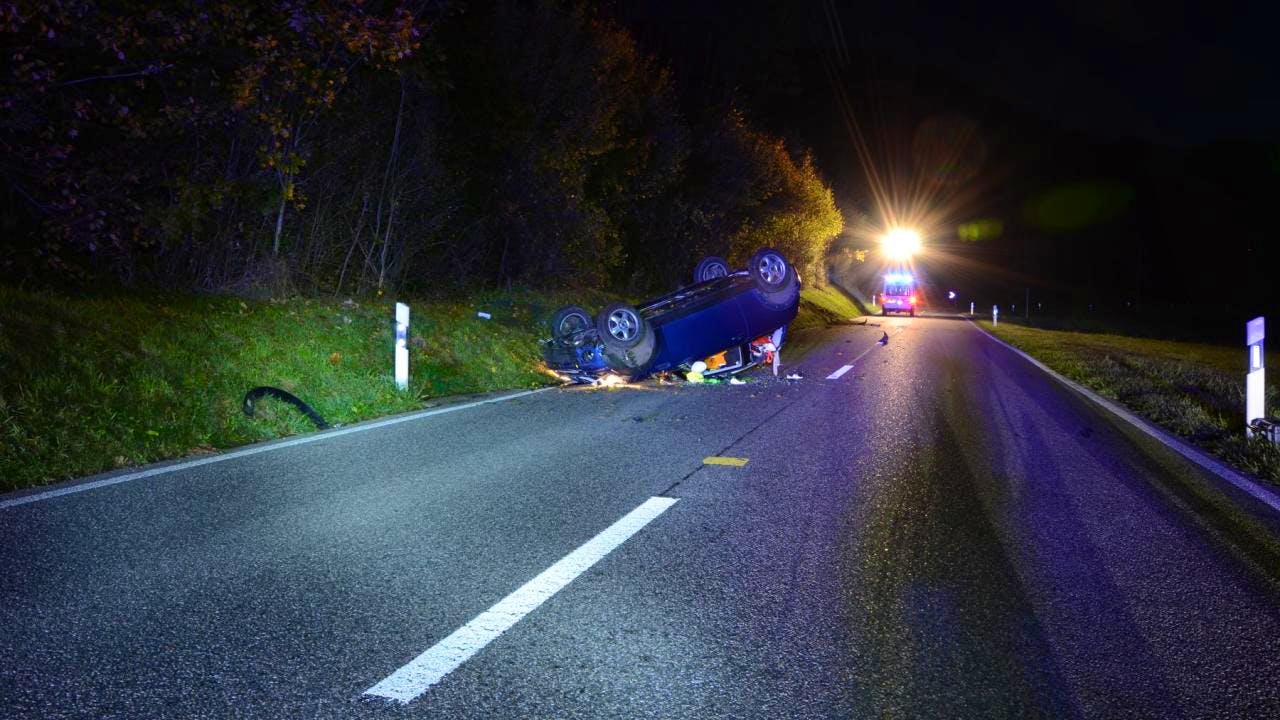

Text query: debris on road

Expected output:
[686,360,708,383]
[786,372,804,381]
[477,311,492,320]
[593,374,628,389]
[878,332,889,345]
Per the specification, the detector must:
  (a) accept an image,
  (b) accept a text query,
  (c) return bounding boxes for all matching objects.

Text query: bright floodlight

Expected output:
[882,228,922,260]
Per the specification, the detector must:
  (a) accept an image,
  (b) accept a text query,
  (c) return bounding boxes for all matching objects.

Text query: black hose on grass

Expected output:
[242,386,330,430]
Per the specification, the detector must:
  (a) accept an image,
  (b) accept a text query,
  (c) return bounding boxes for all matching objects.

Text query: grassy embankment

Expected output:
[0,288,599,492]
[980,320,1280,486]
[795,284,870,329]
[1,283,864,492]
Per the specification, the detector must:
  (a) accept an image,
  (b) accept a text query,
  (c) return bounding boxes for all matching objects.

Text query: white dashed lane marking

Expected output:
[824,341,882,381]
[363,496,679,704]
[826,365,854,380]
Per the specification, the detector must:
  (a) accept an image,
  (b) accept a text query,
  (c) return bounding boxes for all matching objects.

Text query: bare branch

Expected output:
[52,63,174,89]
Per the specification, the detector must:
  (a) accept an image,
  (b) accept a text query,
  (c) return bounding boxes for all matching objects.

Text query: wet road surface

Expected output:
[2,315,1279,718]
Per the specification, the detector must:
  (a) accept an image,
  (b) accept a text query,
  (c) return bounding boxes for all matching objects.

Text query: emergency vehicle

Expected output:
[880,272,918,316]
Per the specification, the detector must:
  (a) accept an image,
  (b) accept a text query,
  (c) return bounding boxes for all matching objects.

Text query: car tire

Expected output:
[596,302,648,350]
[550,305,592,347]
[749,248,793,293]
[693,256,731,284]
[748,248,799,309]
[596,302,655,373]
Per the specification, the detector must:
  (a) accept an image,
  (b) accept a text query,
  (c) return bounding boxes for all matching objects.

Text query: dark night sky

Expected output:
[615,0,1279,329]
[619,0,1280,145]
[842,2,1280,145]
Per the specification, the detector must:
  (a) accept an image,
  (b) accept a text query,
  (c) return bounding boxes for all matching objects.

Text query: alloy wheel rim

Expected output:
[607,309,639,342]
[560,314,587,336]
[758,254,786,285]
[560,314,588,344]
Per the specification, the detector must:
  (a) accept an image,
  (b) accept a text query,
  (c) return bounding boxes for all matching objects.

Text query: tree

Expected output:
[227,1,419,257]
[436,0,686,288]
[0,0,421,286]
[666,108,843,287]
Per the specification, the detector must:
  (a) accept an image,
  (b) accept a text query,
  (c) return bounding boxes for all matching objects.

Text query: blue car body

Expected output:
[544,269,799,383]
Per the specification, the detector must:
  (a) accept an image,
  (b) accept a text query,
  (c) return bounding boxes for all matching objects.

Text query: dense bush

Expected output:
[1,0,842,295]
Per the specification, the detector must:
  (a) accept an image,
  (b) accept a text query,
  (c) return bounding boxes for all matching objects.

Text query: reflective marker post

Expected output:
[395,302,410,391]
[970,301,974,316]
[1246,316,1264,434]
[992,305,999,327]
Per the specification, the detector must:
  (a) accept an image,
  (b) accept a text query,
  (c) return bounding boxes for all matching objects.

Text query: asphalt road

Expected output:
[3,315,1279,719]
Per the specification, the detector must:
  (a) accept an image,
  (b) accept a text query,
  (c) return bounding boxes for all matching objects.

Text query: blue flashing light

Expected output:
[884,273,914,284]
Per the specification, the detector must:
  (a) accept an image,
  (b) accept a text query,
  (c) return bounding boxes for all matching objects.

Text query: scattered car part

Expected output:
[242,386,330,429]
[686,360,708,383]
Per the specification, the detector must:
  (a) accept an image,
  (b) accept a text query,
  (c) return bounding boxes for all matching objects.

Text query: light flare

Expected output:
[881,228,922,261]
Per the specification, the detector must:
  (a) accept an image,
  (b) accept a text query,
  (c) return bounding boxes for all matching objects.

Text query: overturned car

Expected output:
[544,248,800,384]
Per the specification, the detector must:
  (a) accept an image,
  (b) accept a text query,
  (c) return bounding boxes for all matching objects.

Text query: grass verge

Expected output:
[980,320,1280,487]
[795,283,870,330]
[0,287,611,492]
[1,280,859,493]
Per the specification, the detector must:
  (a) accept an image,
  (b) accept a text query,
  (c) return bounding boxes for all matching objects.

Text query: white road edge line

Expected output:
[363,496,679,704]
[826,364,854,380]
[0,387,555,511]
[970,321,1280,516]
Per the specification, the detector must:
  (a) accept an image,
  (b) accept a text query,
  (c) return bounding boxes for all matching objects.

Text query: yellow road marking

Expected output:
[703,456,749,467]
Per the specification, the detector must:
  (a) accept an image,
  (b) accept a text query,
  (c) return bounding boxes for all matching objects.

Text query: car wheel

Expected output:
[749,248,799,309]
[749,247,792,292]
[550,305,592,347]
[693,256,731,284]
[596,302,649,350]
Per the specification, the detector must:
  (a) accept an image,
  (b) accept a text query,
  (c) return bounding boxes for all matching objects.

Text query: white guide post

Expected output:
[1246,316,1264,433]
[395,302,410,391]
[992,305,999,327]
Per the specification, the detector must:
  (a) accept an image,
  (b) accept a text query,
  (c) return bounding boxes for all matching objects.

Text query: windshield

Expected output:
[884,284,913,296]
